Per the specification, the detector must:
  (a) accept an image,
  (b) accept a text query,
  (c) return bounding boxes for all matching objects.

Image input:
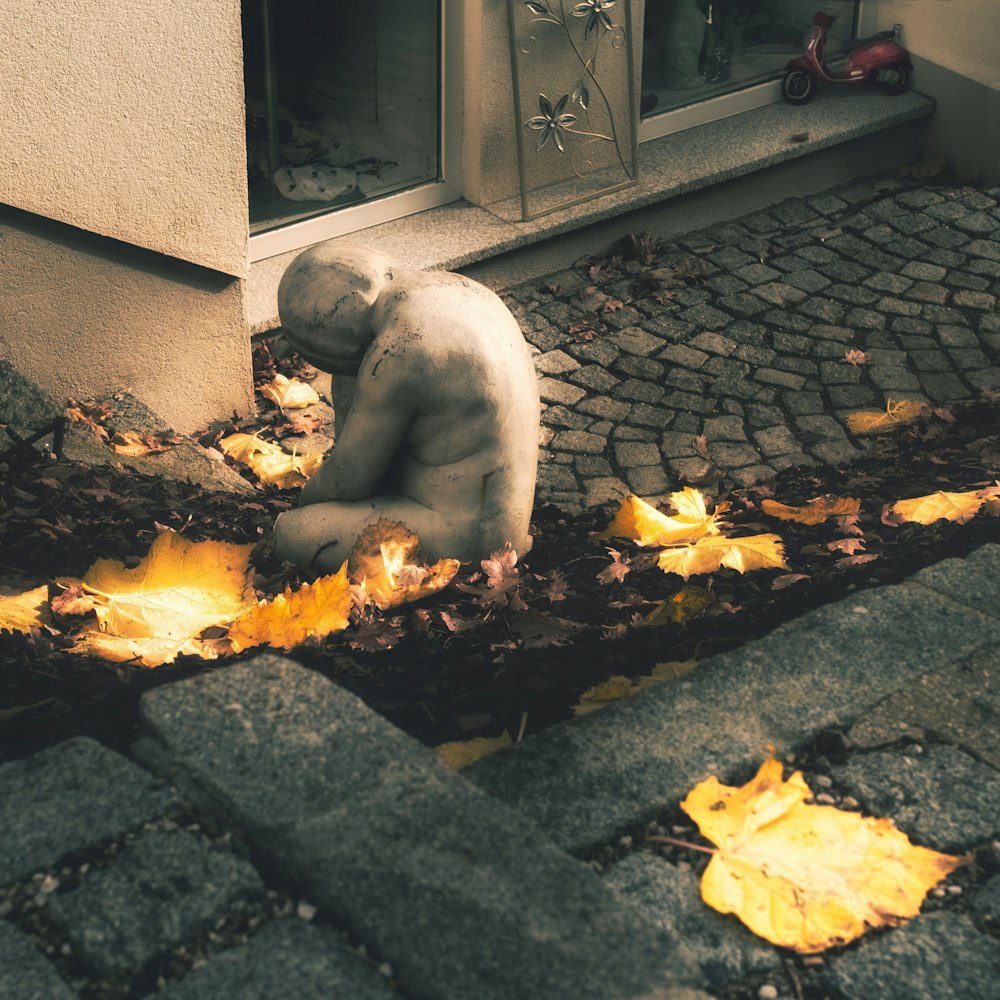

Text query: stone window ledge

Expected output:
[249,87,934,333]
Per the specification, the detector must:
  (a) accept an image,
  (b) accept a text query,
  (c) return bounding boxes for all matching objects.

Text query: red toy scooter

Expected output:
[782,12,911,104]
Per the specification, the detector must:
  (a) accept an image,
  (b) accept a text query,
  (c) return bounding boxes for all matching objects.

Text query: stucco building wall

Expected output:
[0,209,253,435]
[0,0,248,278]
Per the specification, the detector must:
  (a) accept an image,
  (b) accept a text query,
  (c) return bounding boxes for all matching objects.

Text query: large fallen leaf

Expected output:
[657,534,788,580]
[349,519,460,611]
[260,373,321,410]
[761,496,860,525]
[682,755,963,953]
[70,624,227,667]
[246,449,323,488]
[572,661,697,716]
[74,531,254,667]
[846,399,929,436]
[0,585,52,634]
[219,432,283,464]
[435,731,513,769]
[598,489,729,547]
[891,489,987,525]
[227,564,351,652]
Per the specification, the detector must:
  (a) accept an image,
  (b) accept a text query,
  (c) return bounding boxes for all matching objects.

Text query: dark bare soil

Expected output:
[2,399,999,764]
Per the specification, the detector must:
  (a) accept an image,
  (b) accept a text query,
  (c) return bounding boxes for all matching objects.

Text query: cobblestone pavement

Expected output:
[499,177,1000,512]
[2,177,999,1000]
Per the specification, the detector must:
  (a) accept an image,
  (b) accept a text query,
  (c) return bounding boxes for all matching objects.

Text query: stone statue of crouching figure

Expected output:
[273,244,540,572]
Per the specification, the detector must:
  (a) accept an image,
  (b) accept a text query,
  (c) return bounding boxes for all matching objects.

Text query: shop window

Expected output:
[641,0,858,120]
[243,0,441,236]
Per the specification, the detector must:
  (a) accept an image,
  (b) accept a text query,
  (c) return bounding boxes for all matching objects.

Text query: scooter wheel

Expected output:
[782,70,816,105]
[876,63,909,95]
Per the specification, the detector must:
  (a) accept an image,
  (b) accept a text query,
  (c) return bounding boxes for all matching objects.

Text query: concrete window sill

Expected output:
[248,87,934,333]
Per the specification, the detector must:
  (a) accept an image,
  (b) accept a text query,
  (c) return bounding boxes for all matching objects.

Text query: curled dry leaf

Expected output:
[227,563,351,652]
[843,349,867,366]
[260,373,321,410]
[0,584,51,634]
[846,399,930,436]
[682,755,963,953]
[51,581,98,617]
[639,585,714,627]
[761,496,861,526]
[109,430,179,458]
[219,433,323,488]
[771,573,809,591]
[891,489,989,526]
[349,518,460,611]
[597,548,631,585]
[657,533,789,580]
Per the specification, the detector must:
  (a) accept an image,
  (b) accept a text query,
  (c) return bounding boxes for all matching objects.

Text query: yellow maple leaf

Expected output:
[260,373,321,410]
[891,490,987,525]
[761,496,861,525]
[228,564,351,652]
[70,624,227,667]
[682,755,963,953]
[73,531,254,667]
[435,730,513,769]
[219,432,283,464]
[572,661,698,716]
[598,489,728,547]
[0,584,52,634]
[657,533,788,580]
[846,399,929,436]
[349,519,460,611]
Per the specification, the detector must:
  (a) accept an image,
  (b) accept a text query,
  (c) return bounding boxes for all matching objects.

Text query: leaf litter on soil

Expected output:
[2,398,1000,763]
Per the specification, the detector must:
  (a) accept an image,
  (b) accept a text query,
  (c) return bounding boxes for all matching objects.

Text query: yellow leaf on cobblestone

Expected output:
[657,534,788,579]
[598,489,728,547]
[761,496,861,525]
[0,585,51,634]
[260,374,321,410]
[74,531,254,667]
[436,731,513,769]
[572,660,698,716]
[891,490,987,525]
[228,564,351,652]
[683,755,963,953]
[846,399,929,436]
[349,519,460,610]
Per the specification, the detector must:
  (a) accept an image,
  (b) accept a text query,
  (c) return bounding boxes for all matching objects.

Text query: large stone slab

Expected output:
[605,854,779,992]
[0,737,175,886]
[907,545,1000,623]
[135,656,697,1000]
[826,912,1000,1000]
[467,580,1000,853]
[158,919,397,1000]
[847,649,1000,768]
[833,745,1000,852]
[0,921,75,1000]
[46,826,265,980]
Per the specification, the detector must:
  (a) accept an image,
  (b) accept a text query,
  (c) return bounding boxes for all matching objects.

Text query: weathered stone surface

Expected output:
[605,855,779,991]
[159,920,397,1000]
[551,430,607,454]
[0,920,76,1000]
[625,466,671,495]
[469,583,1000,853]
[538,377,587,406]
[136,657,697,1000]
[827,913,999,1000]
[834,744,1000,851]
[0,737,174,887]
[971,874,1000,924]
[47,826,265,980]
[614,442,661,468]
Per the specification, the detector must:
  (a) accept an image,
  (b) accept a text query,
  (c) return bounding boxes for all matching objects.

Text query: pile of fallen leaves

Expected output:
[2,391,1000,763]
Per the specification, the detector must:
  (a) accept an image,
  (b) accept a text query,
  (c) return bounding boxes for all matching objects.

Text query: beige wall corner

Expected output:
[871,0,1000,87]
[908,57,1000,185]
[0,0,248,278]
[0,209,254,435]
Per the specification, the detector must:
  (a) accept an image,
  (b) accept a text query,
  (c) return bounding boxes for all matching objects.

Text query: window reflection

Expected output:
[243,0,440,234]
[641,1,857,117]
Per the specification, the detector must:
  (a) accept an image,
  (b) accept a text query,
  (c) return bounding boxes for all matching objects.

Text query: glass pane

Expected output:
[641,0,858,117]
[244,0,440,234]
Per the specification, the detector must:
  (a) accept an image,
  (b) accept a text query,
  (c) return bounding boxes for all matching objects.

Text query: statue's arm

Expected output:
[300,341,414,504]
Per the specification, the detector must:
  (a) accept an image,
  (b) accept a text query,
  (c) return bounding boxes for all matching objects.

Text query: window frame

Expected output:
[249,0,463,265]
